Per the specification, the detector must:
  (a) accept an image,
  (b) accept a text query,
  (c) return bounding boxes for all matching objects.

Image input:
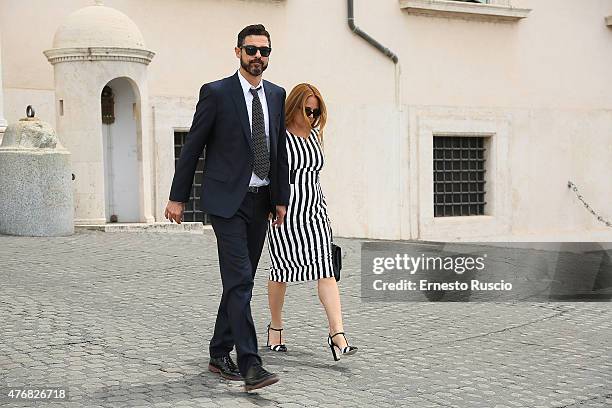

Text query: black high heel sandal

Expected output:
[327,332,358,361]
[266,323,287,352]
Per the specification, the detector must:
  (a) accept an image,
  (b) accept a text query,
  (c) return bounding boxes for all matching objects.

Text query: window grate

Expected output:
[433,136,487,217]
[174,131,211,224]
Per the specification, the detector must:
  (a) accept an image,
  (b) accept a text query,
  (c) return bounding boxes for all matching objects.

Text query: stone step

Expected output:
[75,222,208,233]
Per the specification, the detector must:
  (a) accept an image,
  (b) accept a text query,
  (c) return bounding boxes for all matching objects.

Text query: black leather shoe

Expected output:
[244,365,279,391]
[208,355,242,381]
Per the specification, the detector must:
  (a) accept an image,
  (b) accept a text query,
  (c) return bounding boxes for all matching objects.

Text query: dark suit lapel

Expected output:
[263,81,278,154]
[230,72,253,150]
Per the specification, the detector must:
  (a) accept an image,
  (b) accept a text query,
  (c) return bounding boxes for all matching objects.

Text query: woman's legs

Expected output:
[267,280,287,345]
[317,277,349,348]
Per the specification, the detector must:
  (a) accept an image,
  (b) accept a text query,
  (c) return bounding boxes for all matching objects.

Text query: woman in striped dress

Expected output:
[266,83,357,361]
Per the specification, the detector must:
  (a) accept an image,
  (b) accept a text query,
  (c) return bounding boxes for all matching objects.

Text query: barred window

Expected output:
[433,136,487,217]
[174,131,211,224]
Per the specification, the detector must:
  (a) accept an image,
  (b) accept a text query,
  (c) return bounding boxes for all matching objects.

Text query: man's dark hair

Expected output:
[237,24,271,48]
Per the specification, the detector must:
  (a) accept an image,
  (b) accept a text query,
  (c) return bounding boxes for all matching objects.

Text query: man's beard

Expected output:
[241,56,267,76]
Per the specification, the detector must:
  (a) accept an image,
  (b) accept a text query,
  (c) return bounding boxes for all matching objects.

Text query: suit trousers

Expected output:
[208,187,270,376]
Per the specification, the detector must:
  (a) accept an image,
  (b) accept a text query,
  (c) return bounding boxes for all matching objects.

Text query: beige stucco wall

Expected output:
[1,0,611,240]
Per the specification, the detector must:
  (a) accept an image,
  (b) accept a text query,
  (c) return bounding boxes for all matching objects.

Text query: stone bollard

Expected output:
[0,106,74,236]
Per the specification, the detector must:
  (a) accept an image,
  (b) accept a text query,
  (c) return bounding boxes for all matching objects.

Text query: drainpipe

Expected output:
[347,0,410,240]
[347,0,400,105]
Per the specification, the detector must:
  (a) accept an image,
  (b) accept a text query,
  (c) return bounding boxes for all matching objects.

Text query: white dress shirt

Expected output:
[237,70,270,187]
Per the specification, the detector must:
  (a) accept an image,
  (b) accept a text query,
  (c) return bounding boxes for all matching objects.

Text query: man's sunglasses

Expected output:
[305,107,321,118]
[241,45,272,57]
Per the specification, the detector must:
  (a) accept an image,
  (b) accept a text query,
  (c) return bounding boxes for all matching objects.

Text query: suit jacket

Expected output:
[169,72,290,218]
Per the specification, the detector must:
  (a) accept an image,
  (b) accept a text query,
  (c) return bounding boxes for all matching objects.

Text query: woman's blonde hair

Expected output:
[285,83,327,143]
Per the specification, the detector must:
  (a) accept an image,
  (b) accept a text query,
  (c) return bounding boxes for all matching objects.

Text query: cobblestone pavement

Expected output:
[0,230,610,408]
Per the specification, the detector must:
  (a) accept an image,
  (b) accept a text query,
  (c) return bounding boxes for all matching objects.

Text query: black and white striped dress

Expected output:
[267,128,334,282]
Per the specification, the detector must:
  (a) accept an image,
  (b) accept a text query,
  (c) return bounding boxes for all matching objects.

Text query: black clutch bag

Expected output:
[332,243,342,282]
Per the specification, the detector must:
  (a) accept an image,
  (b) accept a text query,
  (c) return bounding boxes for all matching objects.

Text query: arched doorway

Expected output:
[101,78,140,223]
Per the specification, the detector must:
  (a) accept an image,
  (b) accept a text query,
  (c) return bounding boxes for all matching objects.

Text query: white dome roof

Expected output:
[52,4,146,49]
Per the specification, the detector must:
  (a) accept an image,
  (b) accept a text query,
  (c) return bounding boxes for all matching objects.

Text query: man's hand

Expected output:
[165,200,185,224]
[272,205,287,227]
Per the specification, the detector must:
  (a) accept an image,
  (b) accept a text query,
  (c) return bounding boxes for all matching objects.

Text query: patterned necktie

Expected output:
[249,87,270,180]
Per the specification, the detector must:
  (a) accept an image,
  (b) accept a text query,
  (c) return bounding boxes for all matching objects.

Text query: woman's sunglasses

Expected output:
[241,45,272,57]
[305,107,321,118]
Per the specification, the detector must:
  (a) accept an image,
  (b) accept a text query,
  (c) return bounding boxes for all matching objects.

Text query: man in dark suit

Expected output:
[165,24,289,391]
